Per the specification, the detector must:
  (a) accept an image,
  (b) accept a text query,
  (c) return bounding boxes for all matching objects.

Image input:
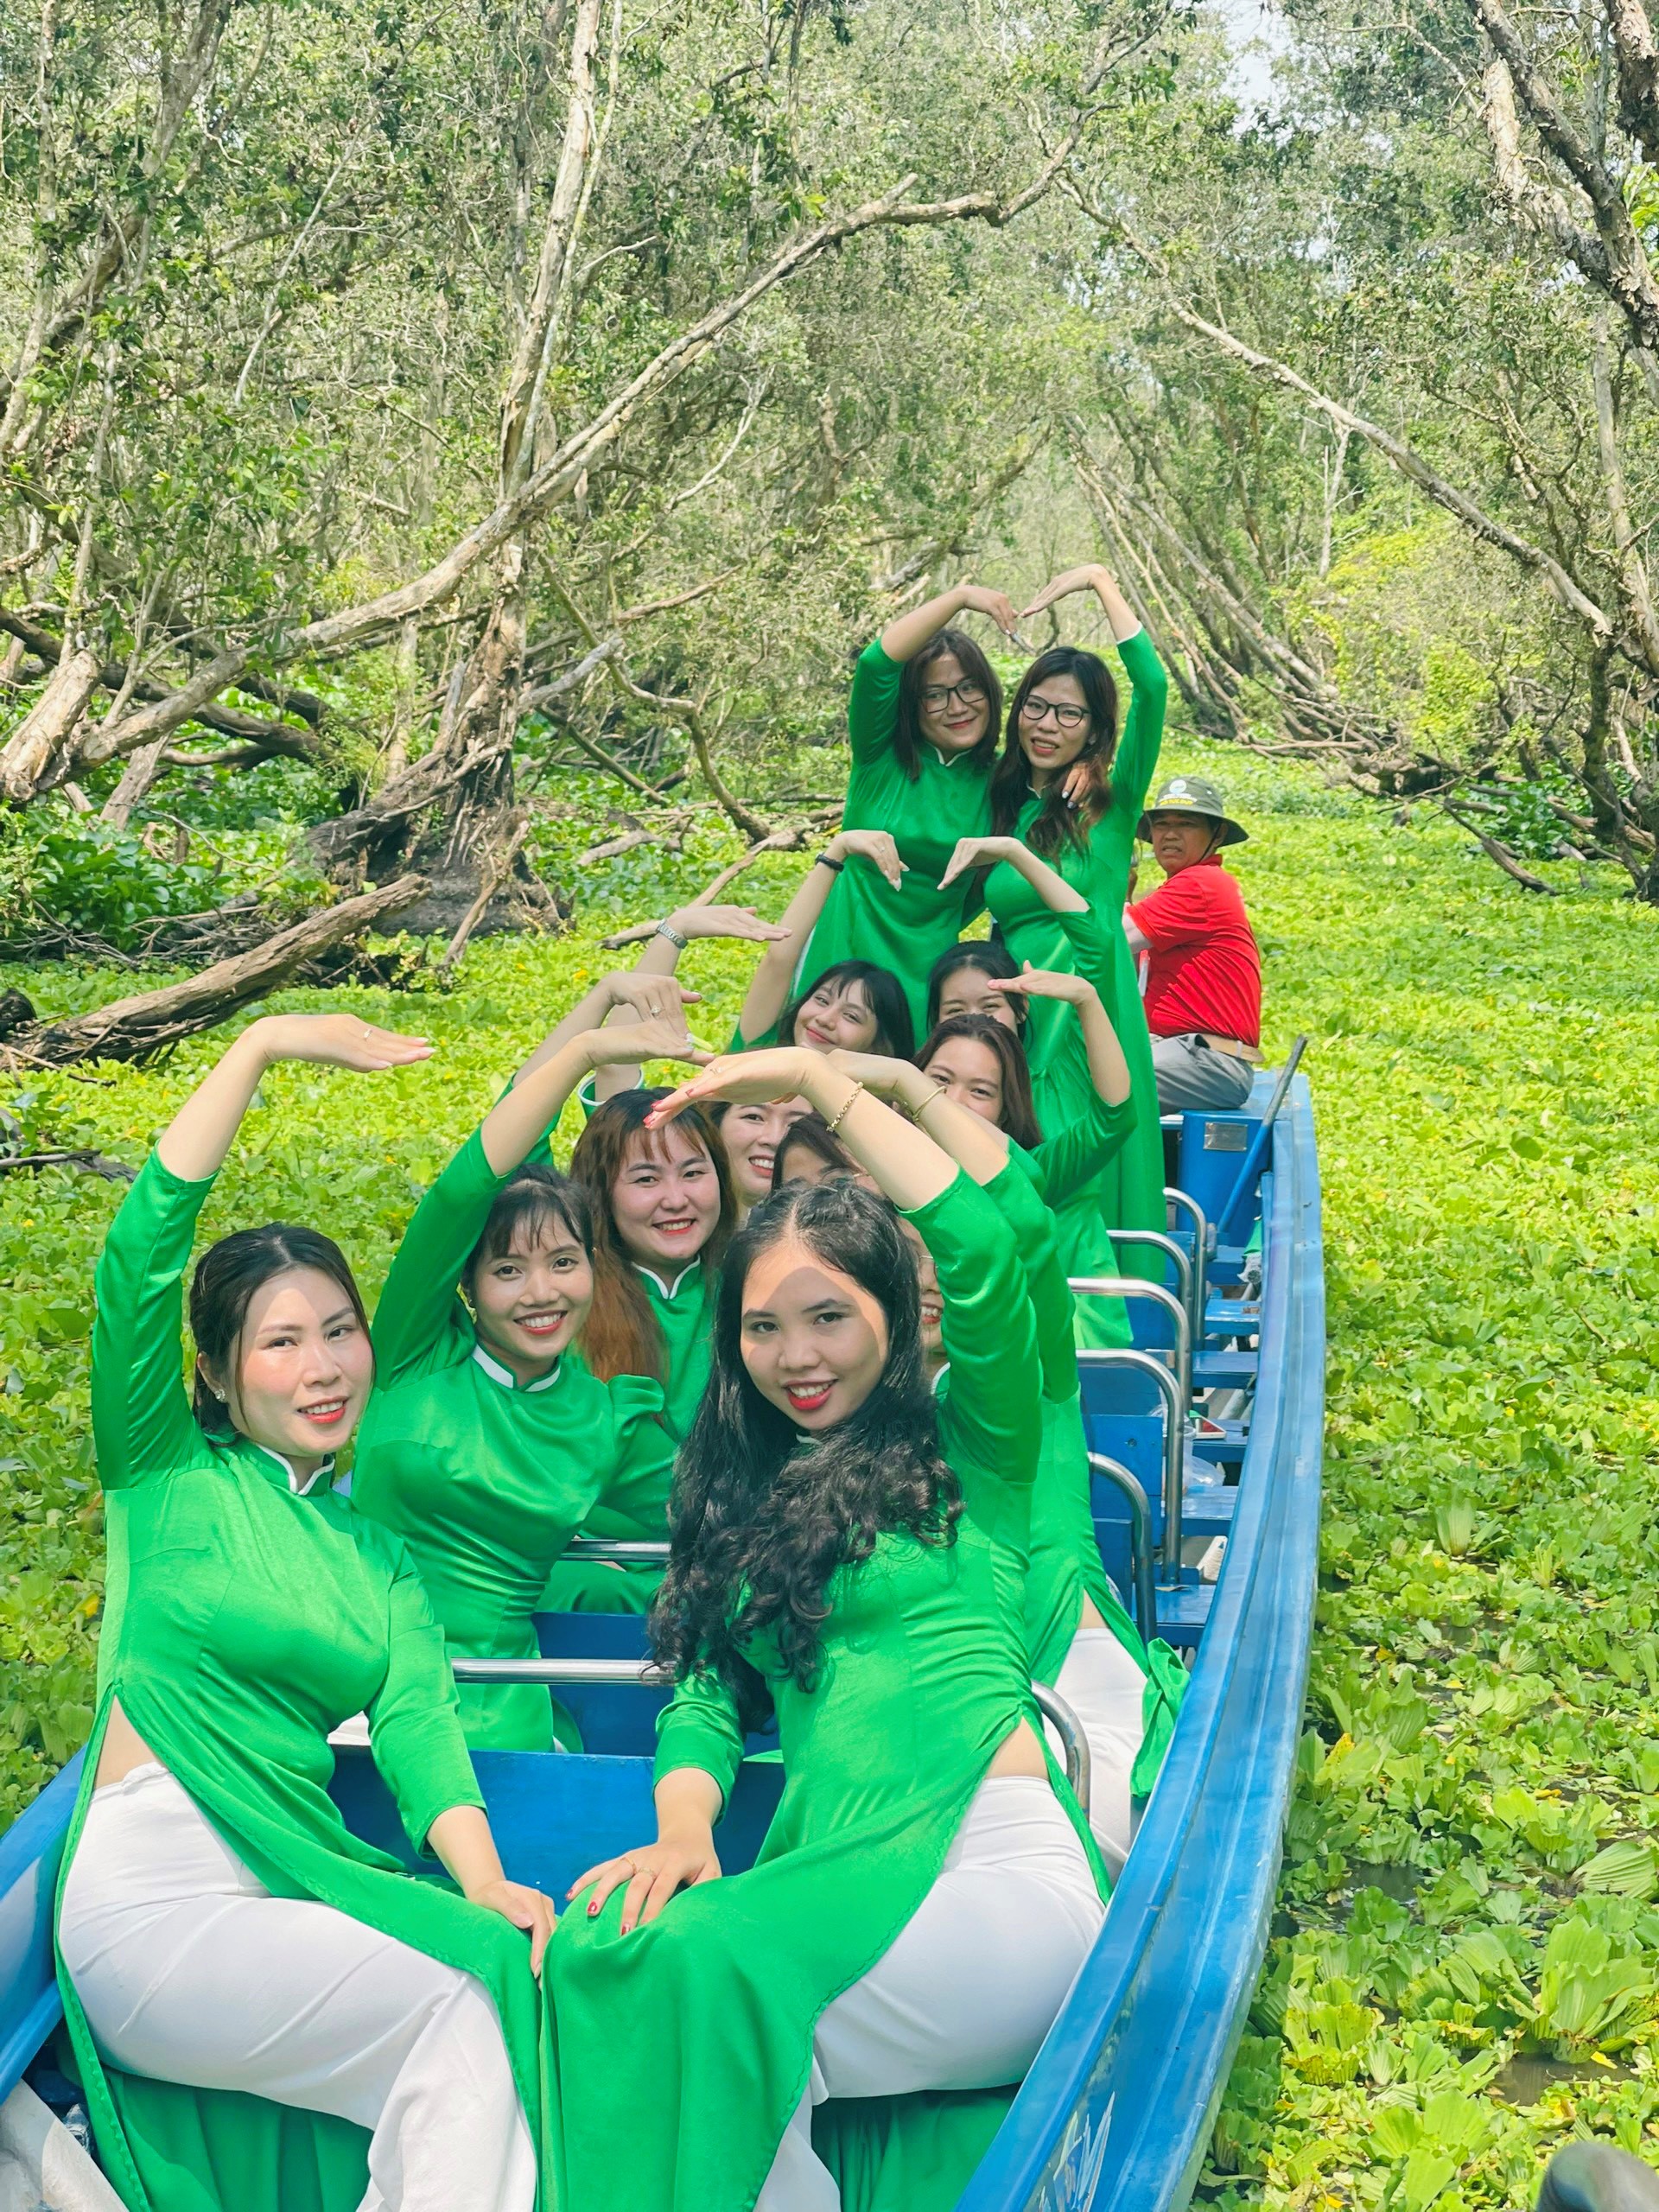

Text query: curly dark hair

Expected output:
[649,1179,958,1732]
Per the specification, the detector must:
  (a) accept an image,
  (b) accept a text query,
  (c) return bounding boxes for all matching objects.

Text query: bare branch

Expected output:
[1466,0,1659,363]
[1091,195,1618,642]
[6,876,427,1066]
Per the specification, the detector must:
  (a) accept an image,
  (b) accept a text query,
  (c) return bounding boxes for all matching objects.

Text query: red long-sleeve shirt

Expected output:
[1128,855,1261,1046]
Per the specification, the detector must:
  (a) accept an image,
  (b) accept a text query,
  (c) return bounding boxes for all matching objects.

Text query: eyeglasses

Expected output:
[1020,695,1090,732]
[921,679,987,711]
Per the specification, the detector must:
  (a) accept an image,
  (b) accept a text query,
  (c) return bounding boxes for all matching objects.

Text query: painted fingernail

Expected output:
[588,1901,599,1916]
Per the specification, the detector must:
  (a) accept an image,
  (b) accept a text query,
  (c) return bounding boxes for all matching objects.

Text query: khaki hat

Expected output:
[1137,773,1248,847]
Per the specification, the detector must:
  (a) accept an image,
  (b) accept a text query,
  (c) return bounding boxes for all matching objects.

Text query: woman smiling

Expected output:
[55,1014,553,2212]
[542,1044,1105,2212]
[351,974,704,1743]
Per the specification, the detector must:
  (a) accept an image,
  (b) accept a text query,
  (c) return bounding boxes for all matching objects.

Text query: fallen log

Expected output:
[3,874,427,1067]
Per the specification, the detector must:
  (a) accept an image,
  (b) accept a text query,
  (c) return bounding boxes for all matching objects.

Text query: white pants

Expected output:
[1048,1627,1149,1875]
[58,1766,534,2212]
[756,1777,1103,2212]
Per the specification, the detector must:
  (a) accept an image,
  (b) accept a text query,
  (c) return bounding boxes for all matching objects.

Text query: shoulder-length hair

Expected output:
[893,627,1004,783]
[924,938,1027,1038]
[190,1225,372,1437]
[778,959,915,1060]
[917,1014,1043,1151]
[988,646,1120,855]
[569,1089,734,1385]
[649,1180,958,1731]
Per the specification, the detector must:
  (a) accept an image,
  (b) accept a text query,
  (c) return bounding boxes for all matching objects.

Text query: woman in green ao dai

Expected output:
[540,1043,1107,2212]
[54,1014,556,2212]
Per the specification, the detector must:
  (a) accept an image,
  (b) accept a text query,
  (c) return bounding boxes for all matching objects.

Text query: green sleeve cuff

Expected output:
[653,1674,745,1812]
[409,1777,489,1860]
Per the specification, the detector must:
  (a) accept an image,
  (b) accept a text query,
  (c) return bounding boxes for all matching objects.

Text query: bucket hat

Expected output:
[1137,773,1248,847]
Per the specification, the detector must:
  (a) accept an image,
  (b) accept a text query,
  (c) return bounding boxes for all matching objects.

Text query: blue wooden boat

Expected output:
[0,1069,1324,2212]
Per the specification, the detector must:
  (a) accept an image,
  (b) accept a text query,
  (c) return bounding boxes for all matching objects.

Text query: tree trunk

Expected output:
[0,644,100,800]
[5,875,426,1066]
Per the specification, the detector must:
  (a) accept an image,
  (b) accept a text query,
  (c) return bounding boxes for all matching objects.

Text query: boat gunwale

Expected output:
[955,1074,1325,2212]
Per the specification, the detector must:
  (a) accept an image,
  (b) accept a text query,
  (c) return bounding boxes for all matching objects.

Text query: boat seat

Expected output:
[531,1613,779,1760]
[329,1745,787,1898]
[1194,1347,1259,1389]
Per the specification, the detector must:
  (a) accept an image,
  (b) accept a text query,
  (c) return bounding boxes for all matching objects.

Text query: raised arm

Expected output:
[649,1051,1040,1507]
[988,965,1130,1109]
[1109,626,1169,819]
[735,830,905,1046]
[647,1044,959,1214]
[823,1049,1012,1185]
[596,905,790,1099]
[375,1003,703,1382]
[511,968,696,1090]
[1019,563,1167,815]
[905,1168,1042,1504]
[878,582,1019,667]
[1015,1083,1136,1212]
[95,1014,430,1491]
[935,834,1089,913]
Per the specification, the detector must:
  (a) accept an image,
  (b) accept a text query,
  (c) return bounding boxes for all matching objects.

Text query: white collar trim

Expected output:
[252,1443,336,1497]
[472,1344,563,1395]
[931,1363,950,1399]
[634,1262,700,1299]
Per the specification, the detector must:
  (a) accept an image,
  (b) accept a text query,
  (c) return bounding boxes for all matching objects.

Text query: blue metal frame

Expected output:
[954,1074,1323,2212]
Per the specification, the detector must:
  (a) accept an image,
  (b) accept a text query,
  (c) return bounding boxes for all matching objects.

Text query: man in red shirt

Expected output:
[1124,774,1262,1113]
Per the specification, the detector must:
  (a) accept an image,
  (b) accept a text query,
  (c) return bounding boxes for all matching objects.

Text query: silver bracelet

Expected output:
[654,918,689,950]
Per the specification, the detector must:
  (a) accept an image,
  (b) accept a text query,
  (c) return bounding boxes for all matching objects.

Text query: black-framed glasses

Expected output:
[1020,695,1090,732]
[921,679,987,711]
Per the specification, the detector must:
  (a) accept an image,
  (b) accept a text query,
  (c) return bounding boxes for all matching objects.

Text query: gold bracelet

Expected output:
[912,1081,950,1116]
[824,1079,864,1135]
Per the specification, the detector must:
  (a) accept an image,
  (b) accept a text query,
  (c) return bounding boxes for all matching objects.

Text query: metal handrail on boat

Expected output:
[1104,1228,1192,1322]
[1073,1345,1185,1581]
[1088,1453,1157,1643]
[1163,1187,1210,1339]
[558,1540,670,1564]
[1069,1277,1191,1419]
[448,1659,1094,1815]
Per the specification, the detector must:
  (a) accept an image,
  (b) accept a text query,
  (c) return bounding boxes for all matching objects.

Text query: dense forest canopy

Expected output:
[5,0,1659,1020]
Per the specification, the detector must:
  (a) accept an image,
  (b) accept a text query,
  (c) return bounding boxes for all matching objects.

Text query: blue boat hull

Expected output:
[0,1077,1323,2212]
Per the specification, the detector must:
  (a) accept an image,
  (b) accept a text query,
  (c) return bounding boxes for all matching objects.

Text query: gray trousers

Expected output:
[1151,1033,1256,1113]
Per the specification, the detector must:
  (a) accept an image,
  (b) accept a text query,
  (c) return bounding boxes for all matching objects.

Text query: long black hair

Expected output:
[989,645,1120,855]
[650,1180,957,1731]
[917,1014,1044,1150]
[925,938,1027,1037]
[778,959,915,1059]
[893,627,1003,781]
[189,1225,371,1436]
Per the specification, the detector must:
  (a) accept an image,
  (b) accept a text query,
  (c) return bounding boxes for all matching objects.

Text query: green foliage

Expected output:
[1197,759,1659,2207]
[2,749,1658,2209]
[24,825,221,946]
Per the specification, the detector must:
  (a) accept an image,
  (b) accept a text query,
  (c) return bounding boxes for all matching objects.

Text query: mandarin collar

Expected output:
[634,1262,700,1300]
[250,1443,337,1497]
[472,1344,563,1395]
